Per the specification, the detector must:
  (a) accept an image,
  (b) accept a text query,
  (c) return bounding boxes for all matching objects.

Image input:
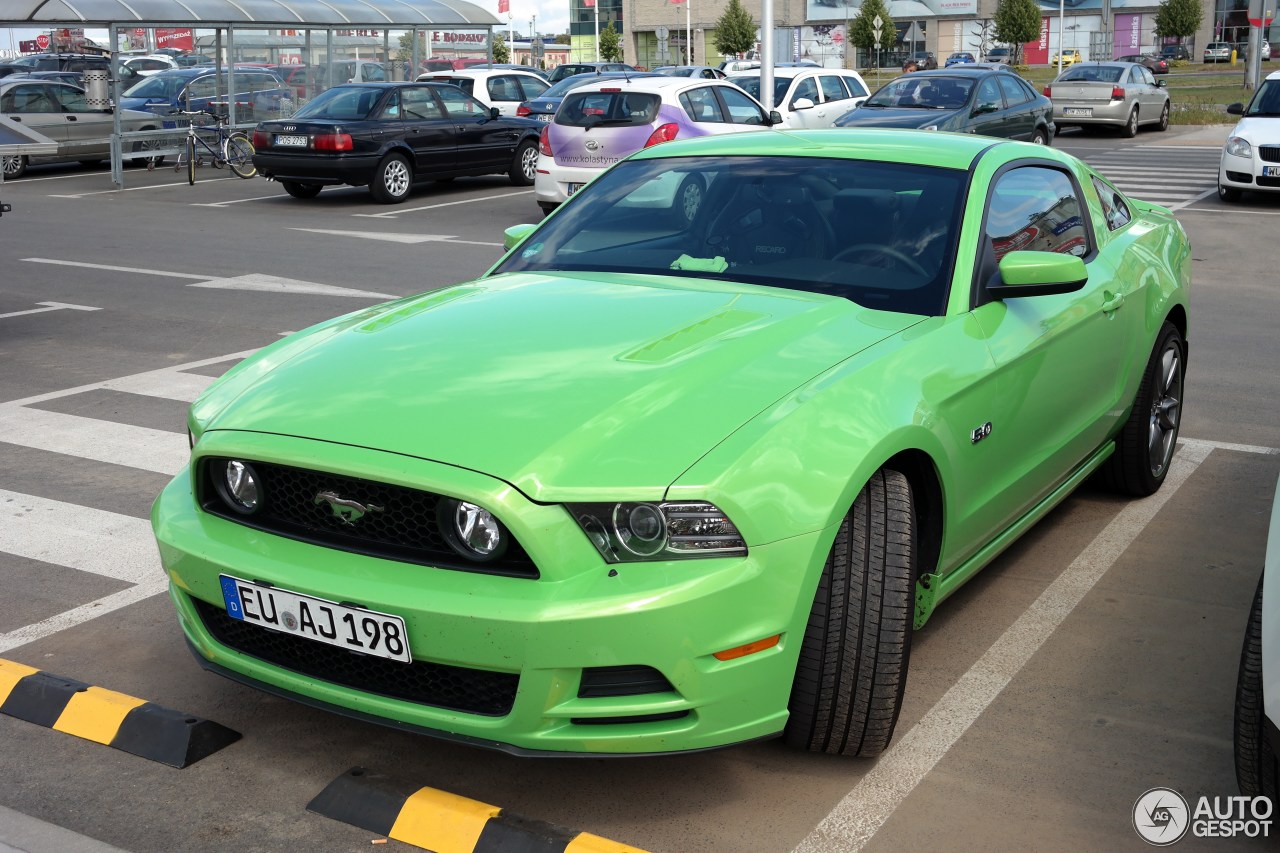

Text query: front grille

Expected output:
[1259,146,1280,164]
[194,598,519,716]
[200,458,538,579]
[1260,176,1280,188]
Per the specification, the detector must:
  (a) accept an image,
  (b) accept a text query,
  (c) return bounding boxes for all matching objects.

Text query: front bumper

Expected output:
[252,151,381,186]
[153,432,829,755]
[1220,150,1280,194]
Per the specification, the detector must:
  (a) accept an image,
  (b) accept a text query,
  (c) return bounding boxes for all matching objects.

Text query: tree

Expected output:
[555,33,571,45]
[1154,0,1203,42]
[970,18,996,59]
[849,0,896,65]
[993,0,1041,64]
[493,33,511,64]
[714,0,757,59]
[599,23,622,62]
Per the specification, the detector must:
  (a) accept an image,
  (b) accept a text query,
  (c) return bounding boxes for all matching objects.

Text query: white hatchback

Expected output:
[1218,70,1280,202]
[534,76,779,214]
[415,69,550,116]
[725,67,870,128]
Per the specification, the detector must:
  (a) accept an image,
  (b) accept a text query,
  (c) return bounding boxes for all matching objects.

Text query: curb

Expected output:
[308,767,650,852]
[0,658,240,768]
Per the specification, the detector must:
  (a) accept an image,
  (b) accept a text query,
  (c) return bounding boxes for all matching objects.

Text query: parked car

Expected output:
[251,82,543,203]
[1051,49,1083,67]
[173,53,215,67]
[5,52,145,89]
[653,65,727,79]
[119,68,291,119]
[985,46,1013,64]
[1116,53,1170,74]
[4,70,84,87]
[1234,472,1280,802]
[153,127,1191,759]
[720,59,761,72]
[516,71,663,122]
[486,64,550,80]
[0,79,164,178]
[1045,61,1170,137]
[1218,69,1280,202]
[323,60,386,85]
[268,64,319,101]
[944,52,976,67]
[1204,42,1233,62]
[419,58,490,73]
[535,76,780,214]
[414,69,549,116]
[1241,42,1273,62]
[122,55,180,77]
[835,66,1055,144]
[1159,44,1191,62]
[547,61,638,83]
[725,67,870,128]
[911,51,938,70]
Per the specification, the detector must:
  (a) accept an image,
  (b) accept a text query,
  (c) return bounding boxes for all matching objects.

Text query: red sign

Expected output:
[155,28,194,50]
[35,34,50,49]
[498,0,509,12]
[1247,15,1273,26]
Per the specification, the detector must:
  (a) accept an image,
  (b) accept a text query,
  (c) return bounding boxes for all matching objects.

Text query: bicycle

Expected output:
[169,110,257,185]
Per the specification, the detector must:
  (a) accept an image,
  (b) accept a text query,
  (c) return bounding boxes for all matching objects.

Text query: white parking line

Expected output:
[0,302,100,321]
[352,189,534,218]
[193,193,292,207]
[48,177,232,198]
[22,257,209,279]
[1168,188,1220,211]
[793,441,1217,853]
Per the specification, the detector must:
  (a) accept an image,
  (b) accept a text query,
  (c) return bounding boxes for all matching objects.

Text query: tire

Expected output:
[186,137,197,186]
[674,173,707,226]
[370,153,412,204]
[1220,184,1243,203]
[538,201,557,215]
[1099,322,1184,496]
[2,154,27,179]
[225,133,256,178]
[508,140,538,186]
[282,181,322,199]
[1030,126,1050,146]
[132,131,165,168]
[1157,102,1170,132]
[1121,107,1139,138]
[785,468,915,757]
[79,159,104,167]
[1235,574,1279,803]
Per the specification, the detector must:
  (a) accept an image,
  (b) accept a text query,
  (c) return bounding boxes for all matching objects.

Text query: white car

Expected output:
[534,76,779,215]
[1218,69,1280,202]
[724,67,870,128]
[414,69,549,116]
[1235,471,1280,799]
[123,55,180,76]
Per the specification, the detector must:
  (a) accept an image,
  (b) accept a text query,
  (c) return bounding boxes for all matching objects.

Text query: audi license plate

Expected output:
[275,135,308,147]
[1064,108,1092,117]
[567,182,584,196]
[219,575,411,663]
[1263,166,1280,178]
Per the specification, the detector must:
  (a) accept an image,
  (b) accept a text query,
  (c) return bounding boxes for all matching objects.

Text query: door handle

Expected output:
[67,115,78,121]
[1102,290,1124,313]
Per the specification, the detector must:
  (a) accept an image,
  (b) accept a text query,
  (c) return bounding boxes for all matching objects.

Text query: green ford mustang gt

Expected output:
[152,129,1190,757]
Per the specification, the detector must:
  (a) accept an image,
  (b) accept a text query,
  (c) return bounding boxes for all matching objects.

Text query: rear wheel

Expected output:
[370,153,412,204]
[1100,322,1184,496]
[1030,125,1050,146]
[784,469,915,757]
[1121,107,1139,138]
[1157,102,1170,132]
[282,181,322,199]
[225,133,256,178]
[509,140,538,186]
[2,155,27,179]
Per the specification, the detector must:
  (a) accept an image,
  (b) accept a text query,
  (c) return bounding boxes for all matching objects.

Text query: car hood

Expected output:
[198,273,918,499]
[836,107,961,129]
[1229,115,1280,142]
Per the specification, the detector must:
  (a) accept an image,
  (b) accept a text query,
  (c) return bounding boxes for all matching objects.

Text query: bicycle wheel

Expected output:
[185,136,197,185]
[225,133,257,179]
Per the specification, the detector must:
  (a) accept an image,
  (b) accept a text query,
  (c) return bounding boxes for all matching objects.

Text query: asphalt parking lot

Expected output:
[2,124,1280,852]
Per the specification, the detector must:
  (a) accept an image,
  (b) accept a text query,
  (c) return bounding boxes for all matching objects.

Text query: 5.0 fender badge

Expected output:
[971,421,993,444]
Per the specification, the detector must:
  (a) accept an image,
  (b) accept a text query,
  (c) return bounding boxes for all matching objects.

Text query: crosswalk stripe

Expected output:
[101,370,217,404]
[0,406,187,475]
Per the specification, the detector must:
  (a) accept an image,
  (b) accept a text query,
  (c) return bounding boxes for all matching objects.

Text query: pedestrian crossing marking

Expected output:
[0,406,188,475]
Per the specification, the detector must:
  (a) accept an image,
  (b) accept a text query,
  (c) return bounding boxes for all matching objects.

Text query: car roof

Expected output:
[569,76,727,94]
[910,66,1019,78]
[421,69,543,79]
[730,67,861,78]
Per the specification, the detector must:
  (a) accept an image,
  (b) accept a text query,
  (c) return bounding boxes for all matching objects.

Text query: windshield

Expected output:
[123,73,185,98]
[1246,79,1280,116]
[292,86,385,119]
[864,76,974,109]
[1058,65,1123,83]
[492,155,966,317]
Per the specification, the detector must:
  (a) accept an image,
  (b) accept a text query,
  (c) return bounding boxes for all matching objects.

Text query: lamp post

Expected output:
[1057,0,1064,75]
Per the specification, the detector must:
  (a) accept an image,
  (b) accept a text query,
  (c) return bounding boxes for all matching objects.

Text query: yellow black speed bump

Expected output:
[0,658,240,768]
[309,767,650,852]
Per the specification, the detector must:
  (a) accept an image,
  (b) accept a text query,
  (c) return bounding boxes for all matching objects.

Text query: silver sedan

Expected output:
[1045,61,1170,137]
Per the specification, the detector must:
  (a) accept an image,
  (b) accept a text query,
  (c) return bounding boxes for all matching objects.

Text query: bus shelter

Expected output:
[2,0,501,187]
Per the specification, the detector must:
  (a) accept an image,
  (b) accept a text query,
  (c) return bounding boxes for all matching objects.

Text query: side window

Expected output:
[365,65,385,82]
[518,76,549,99]
[976,78,1003,109]
[379,90,402,119]
[986,166,1089,263]
[997,75,1030,106]
[54,86,92,112]
[818,75,849,102]
[402,87,442,119]
[1091,175,1132,231]
[435,84,488,117]
[1,84,53,112]
[680,86,724,122]
[488,75,520,101]
[790,76,819,106]
[842,75,868,98]
[718,85,768,124]
[1143,67,1157,86]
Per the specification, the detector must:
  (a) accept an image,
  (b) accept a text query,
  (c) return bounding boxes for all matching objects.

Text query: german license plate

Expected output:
[1064,108,1092,117]
[537,114,552,122]
[567,182,584,196]
[275,134,308,146]
[219,575,411,663]
[1263,165,1280,177]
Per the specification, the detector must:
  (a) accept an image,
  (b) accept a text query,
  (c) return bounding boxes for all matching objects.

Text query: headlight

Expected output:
[215,459,261,514]
[1225,136,1253,158]
[437,498,508,562]
[570,501,747,563]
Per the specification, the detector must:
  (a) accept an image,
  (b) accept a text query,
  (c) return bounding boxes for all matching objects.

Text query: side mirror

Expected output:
[1227,102,1244,115]
[503,223,538,251]
[1156,80,1166,88]
[988,250,1087,299]
[768,109,784,125]
[489,106,501,119]
[972,101,999,116]
[791,97,815,110]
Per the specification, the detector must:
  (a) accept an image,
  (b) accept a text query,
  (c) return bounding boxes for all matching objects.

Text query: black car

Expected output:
[835,67,1055,145]
[251,82,543,203]
[1159,44,1192,62]
[4,53,144,87]
[546,62,638,83]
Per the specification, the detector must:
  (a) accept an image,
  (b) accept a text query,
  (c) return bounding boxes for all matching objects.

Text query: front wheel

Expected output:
[1235,574,1278,804]
[225,133,256,178]
[509,140,537,186]
[1100,322,1184,496]
[785,468,915,757]
[185,137,197,185]
[1157,102,1170,132]
[370,153,412,204]
[3,154,27,179]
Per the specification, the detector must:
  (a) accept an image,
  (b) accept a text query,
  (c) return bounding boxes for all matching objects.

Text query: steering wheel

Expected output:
[831,243,928,276]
